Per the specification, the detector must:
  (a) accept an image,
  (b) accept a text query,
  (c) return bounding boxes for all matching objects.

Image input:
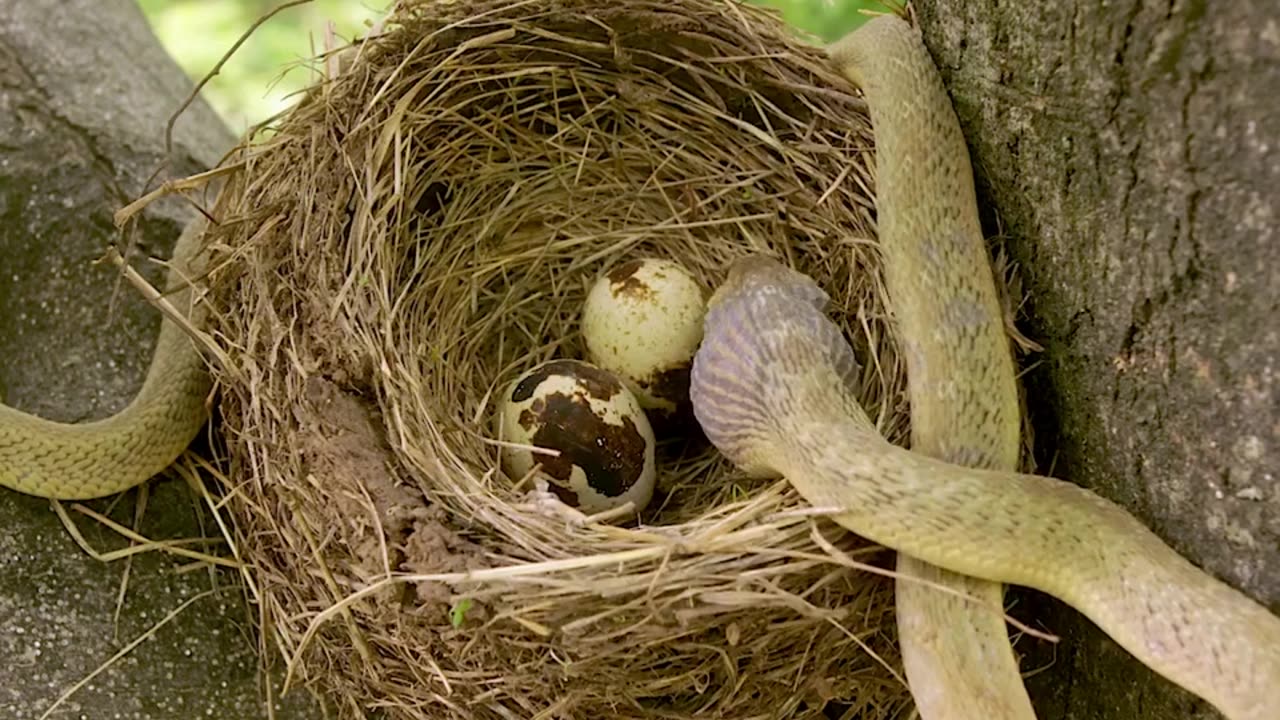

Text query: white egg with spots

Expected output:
[581,258,709,426]
[496,359,656,516]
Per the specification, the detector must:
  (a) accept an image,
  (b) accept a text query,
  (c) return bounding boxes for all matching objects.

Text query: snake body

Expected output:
[0,217,211,500]
[691,255,1280,720]
[828,16,1036,720]
[689,17,1280,720]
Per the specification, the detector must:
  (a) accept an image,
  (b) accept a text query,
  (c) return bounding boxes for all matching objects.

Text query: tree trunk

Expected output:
[0,1,314,717]
[913,0,1279,718]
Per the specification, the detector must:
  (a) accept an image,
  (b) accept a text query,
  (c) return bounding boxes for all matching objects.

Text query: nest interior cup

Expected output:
[191,0,917,717]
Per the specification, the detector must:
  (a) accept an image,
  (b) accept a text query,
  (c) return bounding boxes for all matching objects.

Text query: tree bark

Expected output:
[913,0,1279,718]
[0,1,313,717]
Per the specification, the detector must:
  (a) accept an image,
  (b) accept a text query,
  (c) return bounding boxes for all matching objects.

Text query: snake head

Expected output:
[692,255,861,478]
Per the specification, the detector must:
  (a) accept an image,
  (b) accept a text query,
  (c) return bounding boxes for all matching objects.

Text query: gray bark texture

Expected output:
[912,0,1278,718]
[0,1,316,717]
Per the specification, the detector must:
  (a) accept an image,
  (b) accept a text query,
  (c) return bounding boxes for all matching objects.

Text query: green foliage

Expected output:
[748,0,889,42]
[137,0,887,131]
[138,0,384,131]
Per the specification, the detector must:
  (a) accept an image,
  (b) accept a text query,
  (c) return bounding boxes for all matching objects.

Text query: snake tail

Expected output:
[0,217,212,500]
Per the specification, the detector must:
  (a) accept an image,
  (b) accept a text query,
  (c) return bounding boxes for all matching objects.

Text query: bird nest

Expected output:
[144,0,922,717]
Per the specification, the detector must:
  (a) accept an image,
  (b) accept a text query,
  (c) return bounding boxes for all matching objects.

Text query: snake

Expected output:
[689,14,1280,720]
[829,14,1036,720]
[0,216,212,500]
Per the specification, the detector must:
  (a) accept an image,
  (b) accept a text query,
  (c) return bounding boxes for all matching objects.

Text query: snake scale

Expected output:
[830,15,1036,720]
[690,15,1280,720]
[0,216,211,499]
[1,10,1277,720]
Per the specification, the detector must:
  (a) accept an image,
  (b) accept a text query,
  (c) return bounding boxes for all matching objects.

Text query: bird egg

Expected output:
[581,258,708,427]
[497,359,656,516]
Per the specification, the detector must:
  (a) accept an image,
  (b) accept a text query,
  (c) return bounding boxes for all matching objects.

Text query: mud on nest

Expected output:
[154,0,923,717]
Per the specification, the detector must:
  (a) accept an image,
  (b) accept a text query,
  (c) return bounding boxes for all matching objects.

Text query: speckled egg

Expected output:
[581,258,709,427]
[497,359,656,516]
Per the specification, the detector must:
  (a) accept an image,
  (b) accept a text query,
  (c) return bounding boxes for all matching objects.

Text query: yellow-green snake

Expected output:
[0,216,211,500]
[690,15,1280,720]
[830,15,1035,720]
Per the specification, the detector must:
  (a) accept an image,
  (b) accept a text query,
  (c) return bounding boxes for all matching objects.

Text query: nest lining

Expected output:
[157,0,922,718]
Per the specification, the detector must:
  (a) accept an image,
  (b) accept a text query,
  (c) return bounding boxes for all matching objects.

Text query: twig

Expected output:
[164,0,317,161]
[50,500,239,569]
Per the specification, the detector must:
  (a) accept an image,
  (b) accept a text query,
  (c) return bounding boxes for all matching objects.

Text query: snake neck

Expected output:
[831,17,1021,470]
[692,258,869,475]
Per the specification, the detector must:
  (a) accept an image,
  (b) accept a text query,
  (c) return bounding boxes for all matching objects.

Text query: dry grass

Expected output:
[134,0,924,717]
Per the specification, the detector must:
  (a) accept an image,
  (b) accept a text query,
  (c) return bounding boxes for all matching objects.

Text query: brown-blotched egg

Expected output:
[497,359,656,516]
[581,258,708,428]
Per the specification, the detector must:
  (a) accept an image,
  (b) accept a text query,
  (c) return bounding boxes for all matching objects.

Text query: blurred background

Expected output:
[136,0,884,133]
